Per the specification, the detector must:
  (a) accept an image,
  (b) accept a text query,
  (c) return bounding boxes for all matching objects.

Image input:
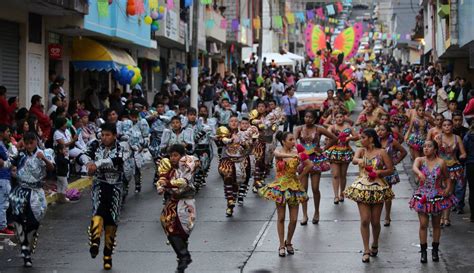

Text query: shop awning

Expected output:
[72,38,136,71]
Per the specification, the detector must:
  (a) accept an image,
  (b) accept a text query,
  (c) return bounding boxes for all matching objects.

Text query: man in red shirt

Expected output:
[0,86,17,126]
[29,95,51,141]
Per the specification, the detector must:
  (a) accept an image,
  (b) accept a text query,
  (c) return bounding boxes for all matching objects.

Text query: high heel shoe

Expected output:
[312,214,320,224]
[339,195,344,202]
[362,252,370,263]
[334,197,339,204]
[369,245,378,257]
[384,219,391,227]
[285,241,295,255]
[278,246,286,257]
[300,217,308,226]
[444,219,451,227]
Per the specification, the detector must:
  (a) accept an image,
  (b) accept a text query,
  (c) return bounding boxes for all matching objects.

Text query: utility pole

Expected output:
[257,0,264,75]
[190,0,199,109]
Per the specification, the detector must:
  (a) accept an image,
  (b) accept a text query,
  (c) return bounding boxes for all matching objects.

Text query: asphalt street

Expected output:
[1,102,473,273]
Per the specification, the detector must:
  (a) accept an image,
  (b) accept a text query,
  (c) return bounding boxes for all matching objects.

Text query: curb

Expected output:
[46,177,92,205]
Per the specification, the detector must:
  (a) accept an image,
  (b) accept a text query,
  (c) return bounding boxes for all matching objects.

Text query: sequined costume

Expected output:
[438,135,465,191]
[263,108,285,173]
[157,156,198,272]
[128,119,150,193]
[297,125,330,173]
[409,160,457,215]
[116,120,135,200]
[160,128,195,156]
[9,148,51,266]
[383,135,401,185]
[407,118,428,151]
[149,114,172,159]
[259,158,308,206]
[344,154,395,204]
[216,126,257,216]
[81,140,129,269]
[184,118,213,191]
[324,127,354,163]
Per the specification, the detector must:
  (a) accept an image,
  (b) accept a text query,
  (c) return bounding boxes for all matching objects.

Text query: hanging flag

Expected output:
[286,13,295,24]
[307,10,315,20]
[166,0,174,9]
[231,19,239,31]
[324,26,329,33]
[336,2,343,13]
[296,12,306,23]
[220,18,227,29]
[274,16,283,29]
[316,7,324,18]
[149,0,158,9]
[200,0,212,4]
[98,0,109,17]
[184,0,192,8]
[405,33,411,40]
[382,33,387,40]
[253,17,261,29]
[205,19,215,29]
[369,32,373,38]
[242,18,250,28]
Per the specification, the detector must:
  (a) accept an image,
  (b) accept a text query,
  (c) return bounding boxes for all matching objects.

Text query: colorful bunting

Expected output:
[220,18,227,29]
[149,0,158,9]
[200,0,212,4]
[231,19,239,31]
[98,0,109,17]
[205,19,215,29]
[184,0,192,8]
[316,7,324,18]
[166,0,174,9]
[273,16,283,29]
[306,10,315,20]
[253,17,261,29]
[242,18,251,28]
[286,13,295,24]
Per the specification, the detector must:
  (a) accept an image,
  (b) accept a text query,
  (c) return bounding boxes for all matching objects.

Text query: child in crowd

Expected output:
[55,143,70,203]
[0,124,14,235]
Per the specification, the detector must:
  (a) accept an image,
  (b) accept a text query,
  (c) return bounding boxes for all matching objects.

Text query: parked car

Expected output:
[294,78,336,123]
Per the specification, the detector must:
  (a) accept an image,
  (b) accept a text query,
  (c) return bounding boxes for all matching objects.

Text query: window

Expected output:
[28,13,42,44]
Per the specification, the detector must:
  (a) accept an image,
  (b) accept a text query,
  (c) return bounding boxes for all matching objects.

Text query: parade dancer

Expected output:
[149,101,172,162]
[0,125,14,236]
[344,129,394,263]
[160,116,195,157]
[156,144,198,273]
[129,110,151,193]
[9,132,55,267]
[184,107,212,191]
[259,131,311,257]
[325,111,359,204]
[377,124,407,227]
[216,115,257,216]
[264,100,285,175]
[294,110,337,225]
[410,140,457,263]
[249,101,275,192]
[405,106,430,160]
[83,123,129,270]
[214,98,235,158]
[116,114,134,202]
[434,119,466,226]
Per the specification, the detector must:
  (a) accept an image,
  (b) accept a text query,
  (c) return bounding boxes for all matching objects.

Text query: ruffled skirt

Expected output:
[409,188,457,215]
[259,175,308,206]
[309,153,330,173]
[324,144,354,163]
[406,134,425,151]
[344,177,395,204]
[447,164,465,186]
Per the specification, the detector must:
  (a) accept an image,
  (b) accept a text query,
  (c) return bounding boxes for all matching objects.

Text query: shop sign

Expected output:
[48,44,62,60]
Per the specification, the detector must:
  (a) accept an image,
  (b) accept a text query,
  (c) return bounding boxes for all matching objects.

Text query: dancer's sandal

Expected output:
[384,219,391,227]
[312,214,320,224]
[278,246,286,257]
[300,217,308,226]
[285,241,295,255]
[369,245,378,257]
[362,252,371,263]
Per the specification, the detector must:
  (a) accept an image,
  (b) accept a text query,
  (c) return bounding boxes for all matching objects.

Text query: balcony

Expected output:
[205,8,227,44]
[38,0,89,14]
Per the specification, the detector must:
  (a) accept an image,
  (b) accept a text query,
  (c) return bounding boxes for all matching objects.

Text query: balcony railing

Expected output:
[42,0,89,14]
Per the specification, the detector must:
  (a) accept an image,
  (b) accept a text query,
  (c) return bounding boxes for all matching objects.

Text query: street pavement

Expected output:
[1,104,473,273]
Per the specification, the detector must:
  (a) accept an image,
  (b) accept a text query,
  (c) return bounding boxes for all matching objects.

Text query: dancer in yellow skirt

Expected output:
[344,128,394,263]
[259,131,312,257]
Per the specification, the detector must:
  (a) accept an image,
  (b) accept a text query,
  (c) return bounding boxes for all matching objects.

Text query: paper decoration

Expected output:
[242,18,250,28]
[382,33,387,40]
[167,0,174,9]
[231,19,239,31]
[316,7,324,18]
[405,33,411,40]
[369,32,373,38]
[273,16,283,29]
[253,17,261,29]
[220,18,227,29]
[324,26,330,33]
[149,0,158,9]
[200,0,212,4]
[296,12,305,23]
[286,13,295,24]
[184,0,192,8]
[336,2,343,13]
[397,34,401,40]
[205,19,215,29]
[306,10,315,20]
[98,0,109,17]
[326,4,335,16]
